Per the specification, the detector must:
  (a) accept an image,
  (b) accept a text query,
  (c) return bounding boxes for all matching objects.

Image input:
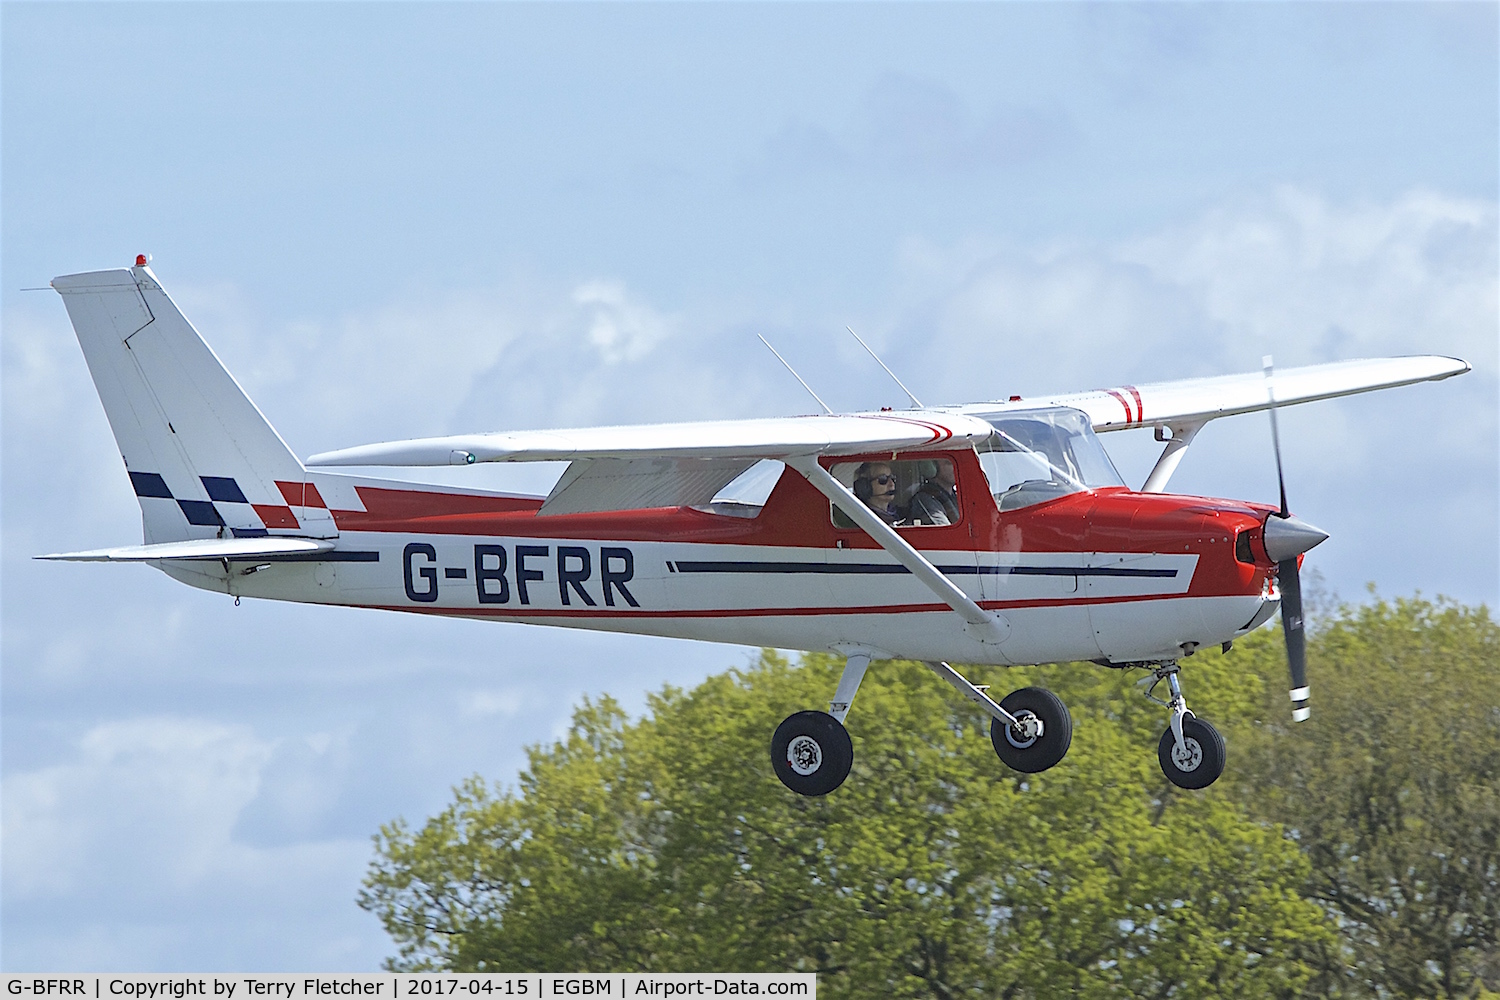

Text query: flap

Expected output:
[538,456,758,516]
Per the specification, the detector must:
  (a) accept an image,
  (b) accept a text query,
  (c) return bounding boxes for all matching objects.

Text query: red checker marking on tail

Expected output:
[276,481,328,508]
[253,504,300,529]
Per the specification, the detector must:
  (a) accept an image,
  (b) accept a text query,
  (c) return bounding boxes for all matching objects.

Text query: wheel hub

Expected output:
[1005,710,1044,749]
[787,735,823,776]
[1170,736,1203,772]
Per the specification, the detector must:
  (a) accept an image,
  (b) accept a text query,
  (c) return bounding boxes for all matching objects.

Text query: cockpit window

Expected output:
[829,457,960,528]
[977,408,1123,511]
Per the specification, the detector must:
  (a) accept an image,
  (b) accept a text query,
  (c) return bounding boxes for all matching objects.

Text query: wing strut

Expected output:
[786,457,1010,646]
[1141,421,1204,493]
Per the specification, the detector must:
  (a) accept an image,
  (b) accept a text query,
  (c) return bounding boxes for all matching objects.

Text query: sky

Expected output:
[3,1,1497,972]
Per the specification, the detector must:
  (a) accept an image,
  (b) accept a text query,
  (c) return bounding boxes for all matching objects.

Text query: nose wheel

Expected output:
[1141,663,1226,789]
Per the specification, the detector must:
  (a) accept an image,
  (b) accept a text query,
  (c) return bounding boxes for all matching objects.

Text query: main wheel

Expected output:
[990,687,1072,773]
[771,710,853,796]
[1158,716,1226,789]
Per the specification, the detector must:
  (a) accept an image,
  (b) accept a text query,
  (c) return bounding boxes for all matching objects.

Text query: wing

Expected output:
[995,355,1470,432]
[306,412,999,518]
[305,412,998,467]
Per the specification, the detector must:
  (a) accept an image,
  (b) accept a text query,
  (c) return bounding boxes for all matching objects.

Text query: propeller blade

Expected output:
[1264,355,1289,518]
[1279,558,1311,722]
[1264,355,1313,721]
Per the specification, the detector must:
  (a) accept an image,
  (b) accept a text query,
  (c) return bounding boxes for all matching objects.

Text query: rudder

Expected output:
[52,263,336,542]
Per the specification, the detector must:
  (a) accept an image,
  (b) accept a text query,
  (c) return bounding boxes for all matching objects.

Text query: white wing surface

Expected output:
[305,412,998,467]
[988,356,1470,432]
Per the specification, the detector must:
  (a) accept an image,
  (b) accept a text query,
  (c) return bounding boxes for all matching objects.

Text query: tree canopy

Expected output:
[361,595,1498,999]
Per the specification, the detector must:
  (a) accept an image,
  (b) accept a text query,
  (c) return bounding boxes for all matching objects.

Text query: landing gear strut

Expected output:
[1141,663,1225,789]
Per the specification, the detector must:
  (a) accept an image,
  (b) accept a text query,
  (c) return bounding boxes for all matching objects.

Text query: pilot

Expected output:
[907,460,960,526]
[853,462,900,523]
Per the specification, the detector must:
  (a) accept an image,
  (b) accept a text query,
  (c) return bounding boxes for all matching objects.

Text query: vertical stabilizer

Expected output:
[51,264,336,541]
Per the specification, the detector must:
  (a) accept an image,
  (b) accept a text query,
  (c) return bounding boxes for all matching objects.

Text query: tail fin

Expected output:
[51,263,336,541]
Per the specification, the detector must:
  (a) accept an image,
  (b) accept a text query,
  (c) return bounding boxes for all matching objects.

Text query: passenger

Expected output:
[853,462,900,523]
[907,460,960,526]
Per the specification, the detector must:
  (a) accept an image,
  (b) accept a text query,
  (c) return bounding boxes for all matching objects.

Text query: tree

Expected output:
[362,648,1329,997]
[1228,596,1500,999]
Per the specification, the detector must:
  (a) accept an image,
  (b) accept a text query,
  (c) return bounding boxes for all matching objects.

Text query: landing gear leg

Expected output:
[770,654,866,796]
[1141,663,1225,789]
[925,661,1072,774]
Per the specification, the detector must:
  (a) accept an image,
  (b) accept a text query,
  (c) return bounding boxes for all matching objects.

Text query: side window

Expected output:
[830,458,960,528]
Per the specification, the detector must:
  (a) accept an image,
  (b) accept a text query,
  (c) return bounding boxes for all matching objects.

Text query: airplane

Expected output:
[39,259,1470,794]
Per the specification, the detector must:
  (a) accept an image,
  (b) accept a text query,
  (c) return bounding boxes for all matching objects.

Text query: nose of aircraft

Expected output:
[1263,513,1330,562]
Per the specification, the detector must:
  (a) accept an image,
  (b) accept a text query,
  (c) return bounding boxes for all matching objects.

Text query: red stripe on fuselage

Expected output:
[366,591,1233,621]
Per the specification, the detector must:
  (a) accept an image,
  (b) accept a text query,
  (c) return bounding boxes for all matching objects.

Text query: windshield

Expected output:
[976,408,1124,511]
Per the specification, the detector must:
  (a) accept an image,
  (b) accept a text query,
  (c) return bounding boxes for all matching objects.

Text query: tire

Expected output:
[770,711,854,796]
[1158,716,1226,789]
[990,687,1072,773]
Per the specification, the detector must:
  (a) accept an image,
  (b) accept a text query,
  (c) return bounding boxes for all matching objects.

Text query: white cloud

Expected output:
[462,688,524,718]
[4,717,273,898]
[573,279,677,365]
[2,714,379,968]
[884,186,1495,398]
[1119,186,1498,363]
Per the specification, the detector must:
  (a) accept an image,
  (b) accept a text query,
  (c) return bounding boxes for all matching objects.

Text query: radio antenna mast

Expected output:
[757,335,833,415]
[846,325,923,408]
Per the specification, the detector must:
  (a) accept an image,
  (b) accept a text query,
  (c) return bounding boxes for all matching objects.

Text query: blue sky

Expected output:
[3,1,1496,971]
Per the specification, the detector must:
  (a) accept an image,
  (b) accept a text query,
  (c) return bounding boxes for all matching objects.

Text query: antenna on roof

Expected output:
[757,334,834,415]
[845,325,923,408]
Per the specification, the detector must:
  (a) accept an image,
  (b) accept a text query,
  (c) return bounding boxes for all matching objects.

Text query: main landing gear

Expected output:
[770,654,1073,797]
[1141,662,1225,789]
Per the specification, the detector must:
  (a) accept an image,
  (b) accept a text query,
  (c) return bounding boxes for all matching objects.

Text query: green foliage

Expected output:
[362,651,1328,996]
[1227,595,1500,998]
[361,596,1498,997]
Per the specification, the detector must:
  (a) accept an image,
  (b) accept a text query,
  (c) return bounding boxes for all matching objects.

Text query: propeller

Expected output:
[1263,356,1328,723]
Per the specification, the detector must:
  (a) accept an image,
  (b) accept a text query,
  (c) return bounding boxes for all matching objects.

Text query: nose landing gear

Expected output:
[1141,662,1225,789]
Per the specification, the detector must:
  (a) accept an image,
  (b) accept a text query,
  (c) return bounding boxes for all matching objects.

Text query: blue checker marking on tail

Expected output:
[130,472,173,498]
[177,499,225,526]
[201,476,249,504]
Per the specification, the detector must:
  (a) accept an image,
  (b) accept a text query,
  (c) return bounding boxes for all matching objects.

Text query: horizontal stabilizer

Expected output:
[36,537,336,563]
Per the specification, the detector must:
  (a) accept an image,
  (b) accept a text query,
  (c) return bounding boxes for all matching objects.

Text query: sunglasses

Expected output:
[861,474,894,486]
